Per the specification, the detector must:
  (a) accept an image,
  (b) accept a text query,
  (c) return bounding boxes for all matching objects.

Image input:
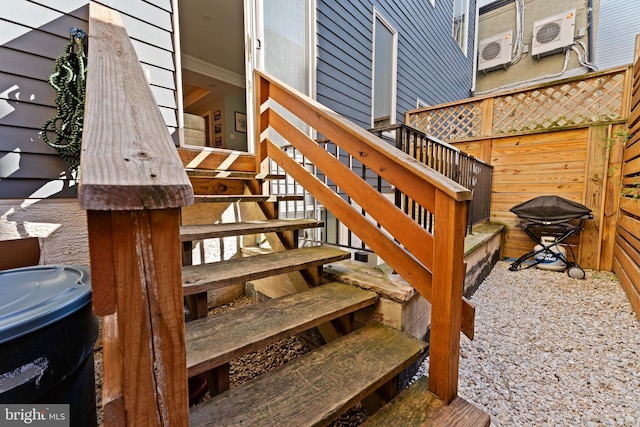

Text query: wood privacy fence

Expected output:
[615,35,640,319]
[407,65,634,275]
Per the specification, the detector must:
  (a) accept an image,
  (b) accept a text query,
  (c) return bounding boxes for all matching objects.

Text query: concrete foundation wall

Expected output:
[0,198,89,266]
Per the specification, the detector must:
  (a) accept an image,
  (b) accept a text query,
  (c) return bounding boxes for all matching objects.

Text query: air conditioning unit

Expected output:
[531,9,576,59]
[478,30,513,72]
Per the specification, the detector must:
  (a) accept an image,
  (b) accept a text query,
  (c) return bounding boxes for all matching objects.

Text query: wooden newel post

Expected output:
[428,190,468,404]
[81,3,194,425]
[255,71,271,177]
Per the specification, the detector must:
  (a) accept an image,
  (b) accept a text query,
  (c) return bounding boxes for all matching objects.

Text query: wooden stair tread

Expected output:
[180,219,323,241]
[186,169,285,180]
[182,246,350,295]
[185,282,377,377]
[194,194,303,203]
[362,376,490,427]
[189,324,426,426]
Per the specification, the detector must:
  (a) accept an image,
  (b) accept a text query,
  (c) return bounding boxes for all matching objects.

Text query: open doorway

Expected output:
[178,0,248,151]
[178,0,315,152]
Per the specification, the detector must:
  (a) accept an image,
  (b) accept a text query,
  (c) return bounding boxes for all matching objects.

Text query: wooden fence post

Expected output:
[428,189,468,404]
[81,3,193,425]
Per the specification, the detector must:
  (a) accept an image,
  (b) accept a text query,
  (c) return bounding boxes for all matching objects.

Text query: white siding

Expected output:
[596,0,640,70]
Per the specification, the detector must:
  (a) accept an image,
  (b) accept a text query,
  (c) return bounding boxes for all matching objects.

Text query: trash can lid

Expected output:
[0,265,92,344]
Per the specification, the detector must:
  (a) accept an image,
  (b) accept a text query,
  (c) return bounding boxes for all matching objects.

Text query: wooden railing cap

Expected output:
[79,2,193,211]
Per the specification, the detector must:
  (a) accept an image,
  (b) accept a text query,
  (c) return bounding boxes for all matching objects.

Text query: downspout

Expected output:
[470,0,480,96]
[587,0,594,63]
[172,0,184,146]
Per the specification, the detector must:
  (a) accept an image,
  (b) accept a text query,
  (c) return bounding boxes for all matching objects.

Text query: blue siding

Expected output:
[0,0,178,199]
[317,0,476,129]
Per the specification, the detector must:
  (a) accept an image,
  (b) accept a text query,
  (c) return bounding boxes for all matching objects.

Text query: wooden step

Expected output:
[189,324,426,426]
[186,282,377,377]
[361,376,490,427]
[186,169,285,180]
[180,219,323,242]
[193,194,303,204]
[182,246,351,295]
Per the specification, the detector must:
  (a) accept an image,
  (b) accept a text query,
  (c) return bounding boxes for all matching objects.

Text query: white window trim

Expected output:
[451,0,469,56]
[416,98,429,108]
[430,0,435,7]
[371,7,398,128]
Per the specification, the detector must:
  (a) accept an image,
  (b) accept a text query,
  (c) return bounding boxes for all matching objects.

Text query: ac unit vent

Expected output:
[536,22,561,44]
[478,31,513,72]
[531,9,576,59]
[482,42,502,61]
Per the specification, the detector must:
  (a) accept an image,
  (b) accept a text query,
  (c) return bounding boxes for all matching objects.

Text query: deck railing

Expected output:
[271,124,492,252]
[370,124,493,232]
[255,70,474,403]
[80,3,192,425]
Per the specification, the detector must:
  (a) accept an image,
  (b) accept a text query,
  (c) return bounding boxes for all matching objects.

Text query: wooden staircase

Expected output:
[178,167,489,426]
[81,5,490,425]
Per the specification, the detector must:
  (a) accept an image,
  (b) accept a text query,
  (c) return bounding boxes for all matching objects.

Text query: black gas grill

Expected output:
[508,195,593,279]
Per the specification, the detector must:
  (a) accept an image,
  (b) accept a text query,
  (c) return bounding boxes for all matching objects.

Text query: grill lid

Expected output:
[510,195,593,223]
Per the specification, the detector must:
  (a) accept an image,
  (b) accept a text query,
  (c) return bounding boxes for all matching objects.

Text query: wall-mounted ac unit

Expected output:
[478,30,513,72]
[531,9,576,59]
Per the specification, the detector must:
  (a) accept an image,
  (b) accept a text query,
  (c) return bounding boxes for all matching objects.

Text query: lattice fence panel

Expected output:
[492,72,626,134]
[407,101,483,141]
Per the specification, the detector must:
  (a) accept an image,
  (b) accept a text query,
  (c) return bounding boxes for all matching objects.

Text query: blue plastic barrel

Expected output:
[0,265,98,426]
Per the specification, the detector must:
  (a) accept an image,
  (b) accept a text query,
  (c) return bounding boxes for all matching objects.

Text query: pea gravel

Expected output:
[95,261,640,426]
[414,261,640,426]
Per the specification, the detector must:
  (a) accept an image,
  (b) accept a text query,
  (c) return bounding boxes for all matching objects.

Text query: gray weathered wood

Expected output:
[180,219,323,241]
[189,324,426,426]
[362,376,490,427]
[182,245,350,295]
[186,169,285,180]
[193,194,303,204]
[79,2,192,211]
[186,282,377,377]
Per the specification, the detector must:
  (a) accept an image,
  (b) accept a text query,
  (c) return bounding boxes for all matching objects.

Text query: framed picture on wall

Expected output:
[215,136,222,147]
[214,124,222,134]
[214,109,221,121]
[235,112,247,133]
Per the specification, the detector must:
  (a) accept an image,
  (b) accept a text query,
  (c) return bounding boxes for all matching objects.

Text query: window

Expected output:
[260,0,315,144]
[372,9,398,128]
[452,0,469,53]
[262,0,313,97]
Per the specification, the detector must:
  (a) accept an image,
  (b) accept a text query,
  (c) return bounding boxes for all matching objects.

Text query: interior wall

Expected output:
[224,94,247,151]
[187,97,225,148]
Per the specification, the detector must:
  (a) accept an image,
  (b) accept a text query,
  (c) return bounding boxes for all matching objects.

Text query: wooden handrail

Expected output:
[255,71,472,204]
[256,70,472,403]
[80,3,192,425]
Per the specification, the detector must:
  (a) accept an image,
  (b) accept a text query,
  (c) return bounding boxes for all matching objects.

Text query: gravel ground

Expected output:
[414,261,640,426]
[95,261,640,426]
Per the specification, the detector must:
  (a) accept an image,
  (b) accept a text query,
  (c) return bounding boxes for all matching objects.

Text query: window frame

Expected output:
[371,7,398,128]
[452,0,469,55]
